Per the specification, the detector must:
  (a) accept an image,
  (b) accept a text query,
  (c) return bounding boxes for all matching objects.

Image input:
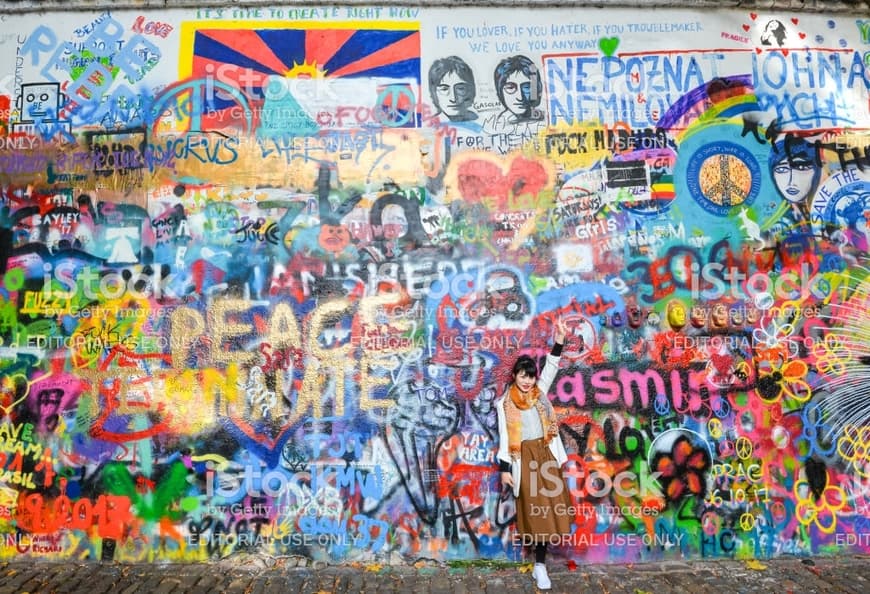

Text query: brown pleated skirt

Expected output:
[516,437,575,540]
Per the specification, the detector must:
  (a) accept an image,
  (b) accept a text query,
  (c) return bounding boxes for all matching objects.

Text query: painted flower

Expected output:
[836,424,870,478]
[653,436,711,501]
[756,359,811,404]
[795,400,838,460]
[812,333,851,377]
[794,476,846,534]
[753,316,799,362]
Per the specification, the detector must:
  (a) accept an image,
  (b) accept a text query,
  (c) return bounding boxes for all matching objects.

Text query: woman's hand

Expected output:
[501,471,514,489]
[554,317,569,344]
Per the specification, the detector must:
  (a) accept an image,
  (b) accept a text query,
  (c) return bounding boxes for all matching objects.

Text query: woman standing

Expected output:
[496,318,574,590]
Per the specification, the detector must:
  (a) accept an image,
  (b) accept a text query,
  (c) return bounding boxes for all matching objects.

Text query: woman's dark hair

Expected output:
[512,355,538,379]
[769,136,820,169]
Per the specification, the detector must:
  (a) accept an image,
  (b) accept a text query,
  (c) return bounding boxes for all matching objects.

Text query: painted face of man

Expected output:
[435,71,473,119]
[502,71,533,117]
[667,302,687,329]
[318,224,351,254]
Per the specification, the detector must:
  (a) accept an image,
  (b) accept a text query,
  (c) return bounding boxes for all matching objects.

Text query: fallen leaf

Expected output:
[635,590,654,594]
[519,563,534,573]
[365,563,383,572]
[745,559,767,570]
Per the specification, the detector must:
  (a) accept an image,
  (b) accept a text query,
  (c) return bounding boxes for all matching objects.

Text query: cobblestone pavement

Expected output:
[1,555,869,593]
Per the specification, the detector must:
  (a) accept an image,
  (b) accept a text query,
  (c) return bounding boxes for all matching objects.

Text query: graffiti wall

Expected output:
[0,4,869,564]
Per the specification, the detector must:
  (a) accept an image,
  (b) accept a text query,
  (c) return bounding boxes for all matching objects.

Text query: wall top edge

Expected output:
[0,0,869,17]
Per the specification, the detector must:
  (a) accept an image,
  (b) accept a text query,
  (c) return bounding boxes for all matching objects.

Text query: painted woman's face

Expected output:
[382,205,408,240]
[502,71,532,116]
[435,71,473,119]
[772,156,817,204]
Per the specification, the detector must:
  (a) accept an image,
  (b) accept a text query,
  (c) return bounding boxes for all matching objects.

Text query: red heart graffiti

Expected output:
[742,24,751,32]
[750,13,757,20]
[799,32,807,39]
[791,18,799,25]
[755,48,762,54]
[781,49,789,56]
[456,156,548,209]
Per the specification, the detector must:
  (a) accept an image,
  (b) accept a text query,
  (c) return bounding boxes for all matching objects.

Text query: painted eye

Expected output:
[40,93,50,101]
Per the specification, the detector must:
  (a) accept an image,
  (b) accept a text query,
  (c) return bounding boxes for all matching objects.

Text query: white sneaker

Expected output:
[532,563,551,590]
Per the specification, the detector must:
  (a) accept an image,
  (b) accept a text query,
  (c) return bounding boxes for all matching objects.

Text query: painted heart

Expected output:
[791,17,799,25]
[599,36,620,57]
[799,32,807,39]
[781,49,789,56]
[750,12,757,20]
[454,154,549,210]
[755,48,762,54]
[0,373,28,418]
[743,24,751,32]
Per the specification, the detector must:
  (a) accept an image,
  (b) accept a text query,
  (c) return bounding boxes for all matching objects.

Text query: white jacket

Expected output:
[495,353,568,497]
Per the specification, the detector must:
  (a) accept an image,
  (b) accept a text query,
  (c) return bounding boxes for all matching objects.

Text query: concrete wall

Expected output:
[0,3,869,564]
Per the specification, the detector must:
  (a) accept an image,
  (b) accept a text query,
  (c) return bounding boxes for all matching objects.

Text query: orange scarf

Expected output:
[504,383,558,458]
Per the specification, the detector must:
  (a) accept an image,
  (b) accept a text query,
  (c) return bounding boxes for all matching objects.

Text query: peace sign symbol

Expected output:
[374,85,417,128]
[699,154,752,207]
[702,511,721,536]
[735,436,754,460]
[149,78,255,136]
[708,418,723,440]
[712,397,731,419]
[739,512,756,531]
[654,393,671,416]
